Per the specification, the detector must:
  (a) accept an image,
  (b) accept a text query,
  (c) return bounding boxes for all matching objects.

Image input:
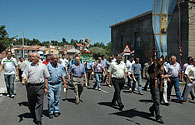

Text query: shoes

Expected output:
[7,94,10,97]
[36,121,42,125]
[54,112,61,117]
[149,107,154,117]
[167,98,171,102]
[119,104,124,111]
[10,95,15,98]
[138,92,144,95]
[108,85,112,88]
[98,88,101,91]
[156,116,164,124]
[49,114,53,119]
[162,103,169,106]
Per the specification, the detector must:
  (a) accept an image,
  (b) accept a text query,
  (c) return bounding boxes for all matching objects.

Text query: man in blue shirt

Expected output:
[47,55,67,119]
[132,58,143,95]
[68,56,87,105]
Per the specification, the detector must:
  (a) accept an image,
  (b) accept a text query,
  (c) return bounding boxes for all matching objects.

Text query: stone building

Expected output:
[110,1,195,65]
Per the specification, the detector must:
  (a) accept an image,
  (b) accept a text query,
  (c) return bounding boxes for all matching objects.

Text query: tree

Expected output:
[51,40,59,46]
[0,25,10,53]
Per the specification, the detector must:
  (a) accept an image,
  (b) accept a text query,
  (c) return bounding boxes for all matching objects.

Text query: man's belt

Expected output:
[73,76,82,78]
[112,77,124,80]
[27,83,44,86]
[48,82,61,85]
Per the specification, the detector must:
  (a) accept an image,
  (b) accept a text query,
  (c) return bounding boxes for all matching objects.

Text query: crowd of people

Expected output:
[0,51,195,124]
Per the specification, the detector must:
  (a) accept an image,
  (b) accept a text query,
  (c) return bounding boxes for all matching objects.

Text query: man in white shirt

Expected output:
[108,55,127,111]
[0,51,18,98]
[183,58,195,101]
[126,57,135,91]
[59,54,68,75]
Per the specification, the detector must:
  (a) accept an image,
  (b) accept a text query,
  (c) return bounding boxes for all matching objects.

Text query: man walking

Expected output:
[68,56,87,105]
[22,52,50,125]
[167,56,183,102]
[126,57,135,92]
[101,55,107,83]
[148,56,166,124]
[132,58,143,95]
[93,57,105,91]
[0,51,18,98]
[183,58,195,101]
[143,58,153,91]
[47,55,67,119]
[85,60,93,86]
[108,55,127,111]
[182,56,194,100]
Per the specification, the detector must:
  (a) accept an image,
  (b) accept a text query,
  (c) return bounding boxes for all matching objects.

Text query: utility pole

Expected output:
[22,31,24,58]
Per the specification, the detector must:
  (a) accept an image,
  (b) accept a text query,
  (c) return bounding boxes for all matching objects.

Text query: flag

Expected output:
[152,0,177,57]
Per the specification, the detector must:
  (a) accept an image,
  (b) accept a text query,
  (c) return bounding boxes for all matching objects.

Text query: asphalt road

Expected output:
[0,79,195,125]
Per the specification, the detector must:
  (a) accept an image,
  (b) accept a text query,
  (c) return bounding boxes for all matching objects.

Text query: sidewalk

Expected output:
[0,71,6,95]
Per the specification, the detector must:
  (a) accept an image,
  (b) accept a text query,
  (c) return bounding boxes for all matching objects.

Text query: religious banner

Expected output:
[152,0,177,57]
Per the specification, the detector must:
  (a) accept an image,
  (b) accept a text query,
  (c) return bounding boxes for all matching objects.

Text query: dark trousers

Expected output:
[112,78,125,107]
[26,83,44,122]
[128,75,132,88]
[19,69,23,82]
[150,85,161,118]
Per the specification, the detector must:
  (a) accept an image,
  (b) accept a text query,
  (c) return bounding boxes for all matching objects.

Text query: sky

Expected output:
[0,0,154,44]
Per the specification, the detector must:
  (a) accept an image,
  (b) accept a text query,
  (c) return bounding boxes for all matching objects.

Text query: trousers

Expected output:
[150,85,161,118]
[26,83,44,122]
[73,77,84,103]
[112,78,125,107]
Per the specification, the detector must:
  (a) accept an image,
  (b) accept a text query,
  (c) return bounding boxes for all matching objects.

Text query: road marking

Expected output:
[101,89,108,93]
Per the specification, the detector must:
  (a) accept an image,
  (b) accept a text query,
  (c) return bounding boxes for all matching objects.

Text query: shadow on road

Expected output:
[18,112,33,122]
[111,108,155,123]
[18,101,28,107]
[62,98,75,103]
[98,102,119,110]
[139,99,153,104]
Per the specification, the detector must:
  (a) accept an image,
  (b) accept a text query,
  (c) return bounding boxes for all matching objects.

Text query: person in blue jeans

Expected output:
[93,57,105,91]
[0,51,18,98]
[47,55,67,119]
[132,58,143,95]
[166,56,183,102]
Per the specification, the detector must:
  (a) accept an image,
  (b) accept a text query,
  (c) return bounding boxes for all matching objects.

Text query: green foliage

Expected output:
[0,25,10,53]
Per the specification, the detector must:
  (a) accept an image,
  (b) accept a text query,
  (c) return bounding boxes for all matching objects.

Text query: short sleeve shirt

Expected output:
[132,63,142,75]
[1,57,18,75]
[22,62,50,84]
[108,61,127,79]
[94,62,104,73]
[69,63,86,77]
[185,65,195,79]
[126,60,135,74]
[60,58,68,68]
[166,62,180,77]
[47,63,66,84]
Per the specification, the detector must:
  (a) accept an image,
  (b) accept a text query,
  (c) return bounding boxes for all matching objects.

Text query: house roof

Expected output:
[109,11,152,28]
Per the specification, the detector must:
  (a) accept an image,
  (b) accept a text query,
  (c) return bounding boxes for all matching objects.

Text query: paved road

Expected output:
[0,79,195,125]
